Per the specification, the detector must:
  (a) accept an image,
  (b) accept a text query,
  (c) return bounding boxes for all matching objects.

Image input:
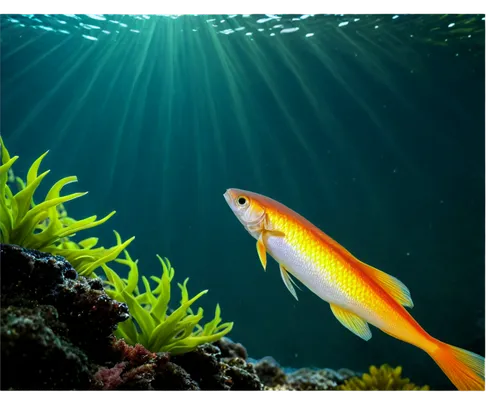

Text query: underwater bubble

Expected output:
[102,30,110,34]
[32,18,42,23]
[270,33,275,36]
[64,14,80,19]
[39,26,55,32]
[142,15,150,19]
[57,20,67,24]
[448,23,455,28]
[375,25,379,29]
[246,32,253,36]
[482,17,485,20]
[86,14,106,21]
[242,15,250,18]
[235,26,245,31]
[354,18,360,22]
[206,18,216,22]
[192,28,197,32]
[280,27,299,34]
[392,15,399,19]
[258,28,264,32]
[220,29,234,35]
[22,14,34,18]
[300,15,311,20]
[130,29,140,33]
[292,17,301,21]
[338,21,349,27]
[273,24,284,29]
[109,20,119,24]
[59,29,70,34]
[305,33,314,37]
[220,19,225,23]
[8,18,19,23]
[82,34,98,41]
[228,15,237,19]
[119,23,128,27]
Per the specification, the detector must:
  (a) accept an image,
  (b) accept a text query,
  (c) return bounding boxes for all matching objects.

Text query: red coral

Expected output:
[112,339,157,366]
[94,362,126,390]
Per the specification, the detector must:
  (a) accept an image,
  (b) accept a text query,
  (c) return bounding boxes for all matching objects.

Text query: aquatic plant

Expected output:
[101,248,234,355]
[337,364,430,390]
[0,136,134,275]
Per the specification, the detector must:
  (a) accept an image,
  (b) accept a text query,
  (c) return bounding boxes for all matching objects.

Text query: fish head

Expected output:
[223,188,266,238]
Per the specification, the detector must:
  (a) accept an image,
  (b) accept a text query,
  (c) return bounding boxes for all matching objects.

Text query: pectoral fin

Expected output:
[329,303,372,341]
[256,230,285,272]
[256,234,267,271]
[279,265,299,301]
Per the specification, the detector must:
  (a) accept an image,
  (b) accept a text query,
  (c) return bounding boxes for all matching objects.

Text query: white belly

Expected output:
[265,235,354,308]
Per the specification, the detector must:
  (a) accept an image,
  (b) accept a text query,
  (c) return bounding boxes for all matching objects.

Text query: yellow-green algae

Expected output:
[339,364,429,392]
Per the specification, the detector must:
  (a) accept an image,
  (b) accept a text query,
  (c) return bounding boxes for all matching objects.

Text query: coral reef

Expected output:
[0,243,260,390]
[337,364,430,390]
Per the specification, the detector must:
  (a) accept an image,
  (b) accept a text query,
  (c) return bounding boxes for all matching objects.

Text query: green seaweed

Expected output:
[101,248,234,355]
[0,135,134,276]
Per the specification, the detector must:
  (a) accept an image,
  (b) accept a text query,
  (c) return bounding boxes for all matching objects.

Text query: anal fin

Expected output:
[330,303,372,341]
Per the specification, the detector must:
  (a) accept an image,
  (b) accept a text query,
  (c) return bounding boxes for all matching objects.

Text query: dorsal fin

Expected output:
[357,262,414,308]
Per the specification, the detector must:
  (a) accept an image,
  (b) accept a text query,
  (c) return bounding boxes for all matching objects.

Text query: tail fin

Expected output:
[429,341,485,390]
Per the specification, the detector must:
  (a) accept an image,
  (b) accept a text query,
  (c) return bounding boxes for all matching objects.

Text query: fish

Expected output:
[223,188,485,391]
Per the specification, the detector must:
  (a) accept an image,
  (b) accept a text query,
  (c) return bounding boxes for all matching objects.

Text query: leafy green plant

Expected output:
[101,246,234,355]
[337,364,430,390]
[0,135,134,275]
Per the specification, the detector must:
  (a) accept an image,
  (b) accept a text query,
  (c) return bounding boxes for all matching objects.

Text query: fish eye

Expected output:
[237,196,247,206]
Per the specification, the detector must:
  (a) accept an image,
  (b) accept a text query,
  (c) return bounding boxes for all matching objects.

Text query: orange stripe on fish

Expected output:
[224,188,485,391]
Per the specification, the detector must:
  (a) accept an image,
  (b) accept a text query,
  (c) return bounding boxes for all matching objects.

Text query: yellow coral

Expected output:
[0,136,134,275]
[337,364,430,390]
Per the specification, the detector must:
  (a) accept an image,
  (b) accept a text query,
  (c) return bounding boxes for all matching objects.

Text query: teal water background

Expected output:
[0,14,485,389]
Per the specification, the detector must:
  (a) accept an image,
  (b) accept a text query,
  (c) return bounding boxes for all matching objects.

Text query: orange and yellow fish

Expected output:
[224,188,485,391]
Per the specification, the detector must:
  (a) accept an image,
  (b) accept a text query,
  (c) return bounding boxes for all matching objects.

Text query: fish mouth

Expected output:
[223,189,233,205]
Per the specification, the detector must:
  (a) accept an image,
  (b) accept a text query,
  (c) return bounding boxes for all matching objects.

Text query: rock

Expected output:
[1,305,92,390]
[0,244,129,389]
[253,356,287,387]
[214,337,248,360]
